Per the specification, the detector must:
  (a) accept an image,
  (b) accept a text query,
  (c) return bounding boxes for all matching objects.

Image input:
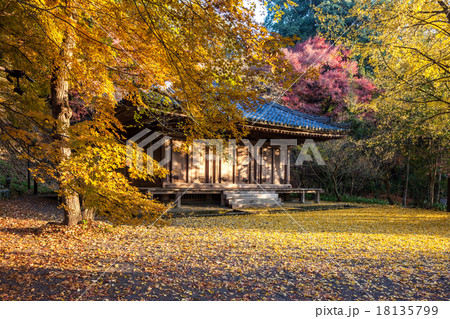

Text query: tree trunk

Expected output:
[82,208,95,221]
[80,195,95,221]
[63,194,81,226]
[438,1,450,24]
[402,158,409,207]
[332,174,342,202]
[350,175,355,196]
[447,175,450,212]
[436,173,441,204]
[51,33,81,226]
[428,165,436,208]
[383,177,394,205]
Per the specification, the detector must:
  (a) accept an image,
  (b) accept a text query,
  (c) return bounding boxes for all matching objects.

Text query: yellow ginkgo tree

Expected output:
[318,0,450,207]
[0,0,289,225]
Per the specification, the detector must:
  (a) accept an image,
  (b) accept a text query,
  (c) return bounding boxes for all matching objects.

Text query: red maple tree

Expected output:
[282,37,376,118]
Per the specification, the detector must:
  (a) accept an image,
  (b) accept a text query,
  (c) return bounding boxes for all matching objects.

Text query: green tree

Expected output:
[319,0,450,207]
[265,0,322,39]
[264,0,359,41]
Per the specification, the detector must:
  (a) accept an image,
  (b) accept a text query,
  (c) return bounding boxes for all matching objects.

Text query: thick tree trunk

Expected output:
[402,158,409,207]
[51,34,81,226]
[63,194,81,226]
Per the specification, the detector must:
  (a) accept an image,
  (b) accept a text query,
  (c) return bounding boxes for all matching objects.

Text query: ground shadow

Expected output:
[0,259,448,301]
[0,195,62,222]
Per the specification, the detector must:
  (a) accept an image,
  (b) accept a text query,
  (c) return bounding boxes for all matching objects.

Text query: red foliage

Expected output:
[69,91,93,122]
[282,37,376,117]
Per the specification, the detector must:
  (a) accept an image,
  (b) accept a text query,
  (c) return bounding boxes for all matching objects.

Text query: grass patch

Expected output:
[322,194,390,205]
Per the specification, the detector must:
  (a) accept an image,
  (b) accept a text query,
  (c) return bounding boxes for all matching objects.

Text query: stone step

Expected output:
[223,191,276,195]
[230,197,281,203]
[223,189,282,208]
[225,193,279,200]
[232,202,282,209]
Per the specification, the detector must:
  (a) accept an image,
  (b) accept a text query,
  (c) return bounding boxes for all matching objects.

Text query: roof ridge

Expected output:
[258,99,350,130]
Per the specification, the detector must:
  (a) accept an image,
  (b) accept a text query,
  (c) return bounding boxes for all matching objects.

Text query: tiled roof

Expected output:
[238,100,350,132]
[130,91,349,133]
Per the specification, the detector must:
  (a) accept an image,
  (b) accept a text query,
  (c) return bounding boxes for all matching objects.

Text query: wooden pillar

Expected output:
[286,146,291,185]
[315,190,320,204]
[299,191,306,204]
[175,192,182,208]
[218,155,222,183]
[169,139,173,183]
[205,146,210,183]
[248,153,252,184]
[186,152,189,183]
[259,147,262,183]
[232,156,236,184]
[253,152,257,184]
[221,192,226,206]
[213,148,217,183]
[271,148,274,184]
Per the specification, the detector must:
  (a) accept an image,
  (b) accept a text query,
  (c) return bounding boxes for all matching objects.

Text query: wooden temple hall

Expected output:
[117,97,349,208]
